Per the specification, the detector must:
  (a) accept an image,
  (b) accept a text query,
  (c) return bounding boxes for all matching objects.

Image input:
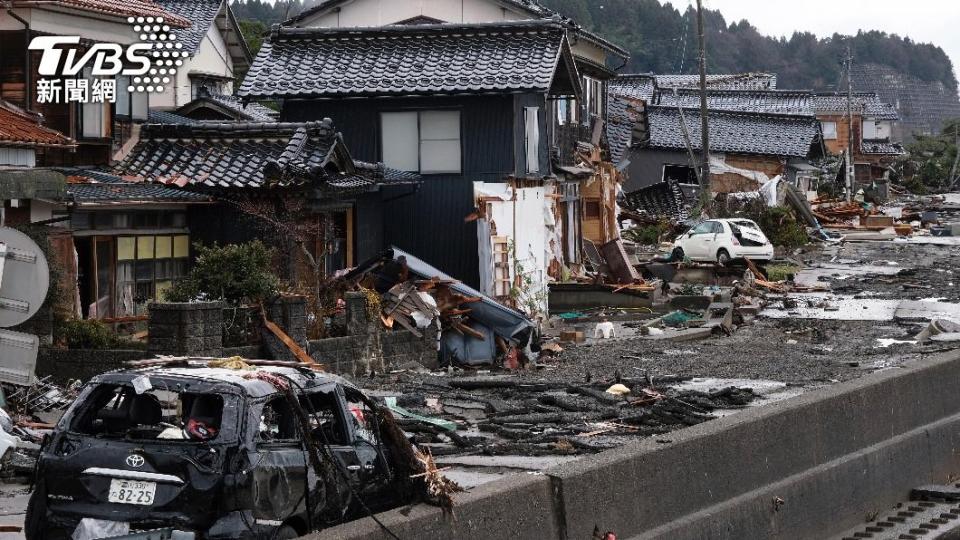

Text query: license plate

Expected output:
[108,479,156,506]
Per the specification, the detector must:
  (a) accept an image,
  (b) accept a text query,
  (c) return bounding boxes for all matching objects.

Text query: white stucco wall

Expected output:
[154,23,234,109]
[2,7,139,44]
[296,0,527,27]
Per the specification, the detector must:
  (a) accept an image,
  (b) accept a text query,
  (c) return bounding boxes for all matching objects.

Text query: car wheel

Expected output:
[274,525,300,539]
[717,249,731,266]
[671,247,685,262]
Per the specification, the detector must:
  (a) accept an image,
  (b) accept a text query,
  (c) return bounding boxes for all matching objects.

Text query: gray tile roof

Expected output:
[645,106,822,158]
[656,88,814,116]
[813,92,899,120]
[67,182,214,203]
[113,121,418,193]
[238,21,575,99]
[610,74,657,102]
[147,110,198,125]
[654,73,778,90]
[153,0,221,54]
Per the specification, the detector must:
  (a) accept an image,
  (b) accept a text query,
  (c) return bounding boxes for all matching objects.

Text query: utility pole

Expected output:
[696,0,711,213]
[845,44,855,202]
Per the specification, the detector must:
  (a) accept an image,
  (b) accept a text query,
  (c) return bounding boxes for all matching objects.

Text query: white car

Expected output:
[671,219,774,264]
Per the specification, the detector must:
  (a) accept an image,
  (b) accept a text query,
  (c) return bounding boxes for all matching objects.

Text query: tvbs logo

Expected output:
[29,36,152,77]
[28,16,185,103]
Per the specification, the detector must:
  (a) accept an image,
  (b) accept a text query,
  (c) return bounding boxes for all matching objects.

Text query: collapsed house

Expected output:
[614,105,826,195]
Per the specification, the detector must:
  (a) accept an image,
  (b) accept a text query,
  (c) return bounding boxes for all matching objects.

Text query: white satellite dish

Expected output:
[0,227,50,328]
[0,227,49,386]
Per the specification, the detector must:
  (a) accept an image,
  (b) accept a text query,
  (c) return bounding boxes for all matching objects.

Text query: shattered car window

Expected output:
[70,384,230,442]
[301,391,350,446]
[258,397,298,442]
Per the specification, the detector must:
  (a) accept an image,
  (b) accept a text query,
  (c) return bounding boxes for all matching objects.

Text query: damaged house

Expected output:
[813,92,904,183]
[239,0,630,316]
[613,104,825,195]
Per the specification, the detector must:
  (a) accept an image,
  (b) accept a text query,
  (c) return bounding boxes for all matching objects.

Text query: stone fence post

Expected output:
[148,301,226,357]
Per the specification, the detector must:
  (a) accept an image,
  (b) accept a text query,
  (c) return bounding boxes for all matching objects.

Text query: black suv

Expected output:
[26,364,401,539]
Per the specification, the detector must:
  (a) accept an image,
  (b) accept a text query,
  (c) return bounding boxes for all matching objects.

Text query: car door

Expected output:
[249,395,309,522]
[683,221,714,259]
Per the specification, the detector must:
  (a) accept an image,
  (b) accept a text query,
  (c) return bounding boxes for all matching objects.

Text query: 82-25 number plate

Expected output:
[108,479,156,505]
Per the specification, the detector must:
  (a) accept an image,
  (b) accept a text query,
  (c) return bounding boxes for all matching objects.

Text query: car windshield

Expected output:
[69,382,239,443]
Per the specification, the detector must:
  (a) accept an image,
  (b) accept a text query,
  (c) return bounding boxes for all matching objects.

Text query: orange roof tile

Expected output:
[0,104,75,148]
[13,0,191,28]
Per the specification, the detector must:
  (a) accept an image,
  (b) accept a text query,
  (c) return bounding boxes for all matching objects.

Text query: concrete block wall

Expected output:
[308,350,960,540]
[148,301,226,357]
[36,348,153,385]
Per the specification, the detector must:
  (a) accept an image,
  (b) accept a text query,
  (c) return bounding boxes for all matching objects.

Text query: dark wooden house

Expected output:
[239,20,586,287]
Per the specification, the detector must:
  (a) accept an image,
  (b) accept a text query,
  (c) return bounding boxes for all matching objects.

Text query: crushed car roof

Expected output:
[91,363,352,399]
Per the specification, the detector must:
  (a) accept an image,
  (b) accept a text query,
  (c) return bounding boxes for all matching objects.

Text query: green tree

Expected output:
[900,118,960,193]
[166,241,280,306]
[238,19,268,55]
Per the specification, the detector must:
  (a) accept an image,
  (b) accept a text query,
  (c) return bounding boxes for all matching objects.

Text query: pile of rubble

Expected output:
[0,377,80,479]
[377,373,757,456]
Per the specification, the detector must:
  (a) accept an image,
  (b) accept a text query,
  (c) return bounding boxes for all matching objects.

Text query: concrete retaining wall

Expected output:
[36,348,152,384]
[309,350,960,540]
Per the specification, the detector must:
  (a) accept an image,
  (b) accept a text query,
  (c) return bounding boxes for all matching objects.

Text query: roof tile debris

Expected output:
[238,21,570,99]
[0,102,75,148]
[645,106,822,158]
[606,96,640,165]
[153,0,221,53]
[861,139,905,155]
[11,0,190,27]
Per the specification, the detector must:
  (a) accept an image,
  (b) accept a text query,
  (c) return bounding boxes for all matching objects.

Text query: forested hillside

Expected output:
[229,0,957,93]
[542,0,956,92]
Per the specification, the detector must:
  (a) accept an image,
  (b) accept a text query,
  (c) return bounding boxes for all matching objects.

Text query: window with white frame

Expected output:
[381,111,462,174]
[524,107,540,174]
[821,121,838,140]
[583,76,603,122]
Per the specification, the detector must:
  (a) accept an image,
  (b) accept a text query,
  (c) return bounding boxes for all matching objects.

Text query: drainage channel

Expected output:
[832,485,960,540]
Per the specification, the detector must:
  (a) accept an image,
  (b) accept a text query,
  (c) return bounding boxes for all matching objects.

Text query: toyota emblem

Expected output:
[125,454,145,468]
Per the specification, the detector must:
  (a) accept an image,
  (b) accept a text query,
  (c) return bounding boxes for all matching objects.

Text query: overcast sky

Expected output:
[662,0,959,75]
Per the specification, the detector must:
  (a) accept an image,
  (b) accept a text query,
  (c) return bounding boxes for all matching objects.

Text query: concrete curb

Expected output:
[308,351,960,540]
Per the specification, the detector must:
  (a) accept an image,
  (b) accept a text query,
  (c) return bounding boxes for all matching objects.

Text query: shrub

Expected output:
[166,241,279,306]
[59,319,121,349]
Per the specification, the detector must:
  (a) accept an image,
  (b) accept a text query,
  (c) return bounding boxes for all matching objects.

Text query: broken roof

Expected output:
[606,96,640,165]
[653,73,778,90]
[9,0,190,27]
[113,120,417,192]
[50,167,214,205]
[861,139,905,156]
[813,92,900,120]
[644,106,823,158]
[609,74,657,102]
[0,101,75,149]
[656,88,814,116]
[238,21,581,100]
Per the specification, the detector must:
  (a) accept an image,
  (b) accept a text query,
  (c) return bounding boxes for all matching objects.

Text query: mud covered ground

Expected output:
[358,238,960,478]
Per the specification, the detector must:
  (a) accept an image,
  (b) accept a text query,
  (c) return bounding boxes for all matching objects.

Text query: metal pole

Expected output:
[845,44,854,202]
[696,0,711,212]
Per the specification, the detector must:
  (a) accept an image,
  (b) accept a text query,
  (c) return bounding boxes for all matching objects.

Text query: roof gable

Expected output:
[238,21,579,100]
[176,91,277,122]
[285,0,555,27]
[153,0,252,71]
